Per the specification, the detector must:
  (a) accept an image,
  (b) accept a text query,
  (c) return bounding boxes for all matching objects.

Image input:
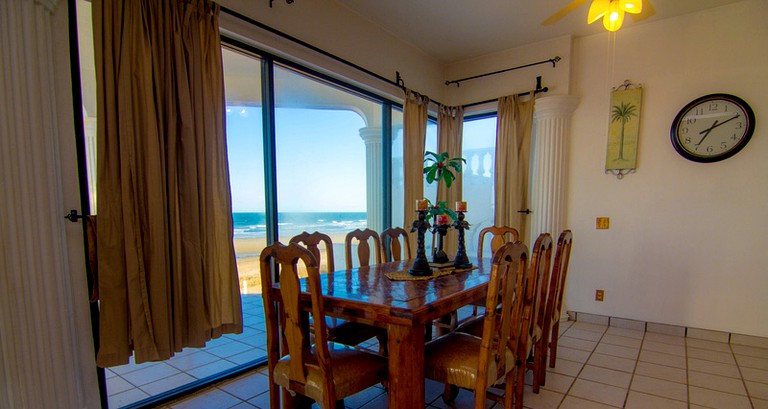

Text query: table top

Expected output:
[307,258,492,326]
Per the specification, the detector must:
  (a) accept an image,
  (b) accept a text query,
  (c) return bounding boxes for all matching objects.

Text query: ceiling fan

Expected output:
[542,0,656,32]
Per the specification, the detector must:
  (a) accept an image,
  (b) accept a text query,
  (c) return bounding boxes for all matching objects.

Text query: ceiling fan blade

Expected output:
[630,0,656,22]
[541,0,592,26]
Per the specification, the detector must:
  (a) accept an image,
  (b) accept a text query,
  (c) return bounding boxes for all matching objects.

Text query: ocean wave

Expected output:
[233,212,368,239]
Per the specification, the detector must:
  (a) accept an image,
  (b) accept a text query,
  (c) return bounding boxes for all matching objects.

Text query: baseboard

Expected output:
[566,310,768,346]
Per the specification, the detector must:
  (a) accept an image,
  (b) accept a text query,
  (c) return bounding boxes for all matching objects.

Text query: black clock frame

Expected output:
[670,93,755,163]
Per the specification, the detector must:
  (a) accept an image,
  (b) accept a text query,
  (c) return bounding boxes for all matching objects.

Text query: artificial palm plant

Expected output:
[422,151,466,221]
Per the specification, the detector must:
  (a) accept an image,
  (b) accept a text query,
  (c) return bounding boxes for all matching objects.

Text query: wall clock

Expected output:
[670,93,755,163]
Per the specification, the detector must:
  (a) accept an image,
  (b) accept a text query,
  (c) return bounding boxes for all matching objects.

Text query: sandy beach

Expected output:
[234,233,349,295]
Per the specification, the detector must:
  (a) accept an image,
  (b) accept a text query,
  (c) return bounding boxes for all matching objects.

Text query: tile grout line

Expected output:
[619,322,646,409]
[554,320,615,409]
[685,330,691,409]
[729,337,757,409]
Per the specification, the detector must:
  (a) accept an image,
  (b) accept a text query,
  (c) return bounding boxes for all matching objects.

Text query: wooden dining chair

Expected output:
[532,230,573,390]
[344,228,382,269]
[424,241,530,409]
[516,233,553,404]
[289,231,387,351]
[477,225,520,260]
[289,231,336,274]
[455,233,552,408]
[260,242,388,409]
[380,227,411,262]
[468,225,521,320]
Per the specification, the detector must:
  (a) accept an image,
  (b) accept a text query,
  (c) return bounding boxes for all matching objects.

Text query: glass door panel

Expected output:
[273,64,383,269]
[462,116,497,258]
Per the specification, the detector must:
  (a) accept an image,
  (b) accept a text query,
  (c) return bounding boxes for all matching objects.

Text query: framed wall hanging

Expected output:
[605,80,643,179]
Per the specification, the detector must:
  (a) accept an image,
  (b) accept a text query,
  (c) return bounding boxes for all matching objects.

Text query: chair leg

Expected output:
[515,365,526,409]
[281,387,313,409]
[538,344,549,387]
[532,338,548,393]
[377,334,388,355]
[549,322,560,368]
[425,323,434,342]
[442,384,459,404]
[504,370,515,408]
[269,385,280,409]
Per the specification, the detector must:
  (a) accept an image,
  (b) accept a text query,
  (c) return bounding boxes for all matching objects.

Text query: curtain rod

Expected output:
[445,56,561,87]
[220,6,405,92]
[219,6,549,110]
[463,76,548,109]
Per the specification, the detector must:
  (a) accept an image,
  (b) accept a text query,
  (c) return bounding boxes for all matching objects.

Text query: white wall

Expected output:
[567,0,768,336]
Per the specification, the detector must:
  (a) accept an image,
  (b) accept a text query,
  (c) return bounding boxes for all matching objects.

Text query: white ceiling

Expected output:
[334,0,745,63]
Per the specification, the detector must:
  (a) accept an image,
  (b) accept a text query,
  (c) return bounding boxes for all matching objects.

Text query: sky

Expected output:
[227,106,367,213]
[225,106,497,214]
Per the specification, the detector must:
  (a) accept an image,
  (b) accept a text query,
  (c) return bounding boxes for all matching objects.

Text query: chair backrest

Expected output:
[344,228,382,269]
[259,242,336,399]
[475,241,529,390]
[544,230,573,334]
[477,226,520,260]
[520,233,553,355]
[289,231,335,273]
[380,227,412,262]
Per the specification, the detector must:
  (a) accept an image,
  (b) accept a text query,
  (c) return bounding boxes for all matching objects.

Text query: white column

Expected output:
[0,1,99,408]
[360,126,383,232]
[529,95,580,244]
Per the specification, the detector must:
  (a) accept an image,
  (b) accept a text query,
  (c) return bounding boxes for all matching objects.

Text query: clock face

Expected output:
[670,94,755,163]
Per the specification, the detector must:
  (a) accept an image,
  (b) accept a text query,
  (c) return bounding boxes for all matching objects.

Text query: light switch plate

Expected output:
[595,289,605,302]
[596,217,610,229]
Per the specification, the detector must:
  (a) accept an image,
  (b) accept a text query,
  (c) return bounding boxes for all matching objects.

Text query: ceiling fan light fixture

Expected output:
[603,1,625,31]
[619,0,642,14]
[587,0,611,24]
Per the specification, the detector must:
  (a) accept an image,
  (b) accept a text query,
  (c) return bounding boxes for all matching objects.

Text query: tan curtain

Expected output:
[436,104,464,255]
[403,90,430,254]
[494,93,535,240]
[93,0,242,367]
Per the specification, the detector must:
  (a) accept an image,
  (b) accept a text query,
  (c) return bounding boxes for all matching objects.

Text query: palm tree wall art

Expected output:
[605,82,643,179]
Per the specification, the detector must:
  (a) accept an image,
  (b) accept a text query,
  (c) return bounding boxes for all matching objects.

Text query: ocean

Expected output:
[232,212,368,239]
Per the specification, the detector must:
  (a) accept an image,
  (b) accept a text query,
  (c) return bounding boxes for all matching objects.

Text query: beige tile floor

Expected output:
[105,294,268,408]
[159,319,768,409]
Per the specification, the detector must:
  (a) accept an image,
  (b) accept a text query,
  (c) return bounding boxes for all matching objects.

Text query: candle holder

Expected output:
[431,222,451,265]
[453,211,472,269]
[409,209,432,276]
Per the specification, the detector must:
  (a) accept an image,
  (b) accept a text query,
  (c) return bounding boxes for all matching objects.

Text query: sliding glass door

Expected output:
[274,64,384,268]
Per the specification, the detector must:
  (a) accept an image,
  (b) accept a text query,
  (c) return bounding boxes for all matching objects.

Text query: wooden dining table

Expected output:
[302,257,492,408]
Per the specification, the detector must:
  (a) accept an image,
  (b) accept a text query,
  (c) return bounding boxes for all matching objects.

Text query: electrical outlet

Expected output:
[596,217,610,229]
[595,289,605,302]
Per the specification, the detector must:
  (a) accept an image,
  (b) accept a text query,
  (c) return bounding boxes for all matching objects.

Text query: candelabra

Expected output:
[431,223,450,265]
[453,210,472,269]
[409,209,432,276]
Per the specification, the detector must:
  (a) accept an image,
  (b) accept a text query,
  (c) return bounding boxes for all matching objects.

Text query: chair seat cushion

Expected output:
[273,342,387,402]
[424,332,515,390]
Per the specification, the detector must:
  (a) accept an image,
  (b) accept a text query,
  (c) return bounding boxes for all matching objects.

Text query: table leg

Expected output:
[387,323,426,408]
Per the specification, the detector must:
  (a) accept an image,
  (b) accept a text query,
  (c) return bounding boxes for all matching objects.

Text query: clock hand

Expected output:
[698,114,740,134]
[695,114,741,147]
[696,120,719,147]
